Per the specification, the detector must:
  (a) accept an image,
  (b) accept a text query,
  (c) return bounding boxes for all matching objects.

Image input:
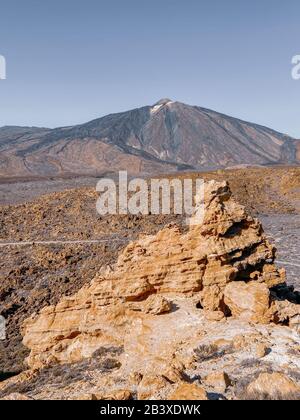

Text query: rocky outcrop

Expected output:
[21,181,299,371]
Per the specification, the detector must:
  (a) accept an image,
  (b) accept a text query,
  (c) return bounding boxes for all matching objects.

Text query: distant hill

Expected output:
[0,99,299,178]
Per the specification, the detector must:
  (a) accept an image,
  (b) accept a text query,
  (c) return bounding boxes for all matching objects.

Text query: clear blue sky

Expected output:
[0,0,299,137]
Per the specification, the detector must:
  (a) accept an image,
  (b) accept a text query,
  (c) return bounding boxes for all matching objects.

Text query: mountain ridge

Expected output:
[0,99,299,178]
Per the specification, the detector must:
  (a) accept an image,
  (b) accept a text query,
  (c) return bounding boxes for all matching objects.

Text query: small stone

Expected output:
[169,383,208,400]
[143,295,172,315]
[255,343,268,358]
[96,389,133,400]
[204,310,225,322]
[137,375,170,400]
[204,371,231,393]
[162,363,185,383]
[129,372,143,385]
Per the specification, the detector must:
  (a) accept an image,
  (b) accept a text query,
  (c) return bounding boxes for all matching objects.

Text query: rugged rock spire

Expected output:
[21,181,299,371]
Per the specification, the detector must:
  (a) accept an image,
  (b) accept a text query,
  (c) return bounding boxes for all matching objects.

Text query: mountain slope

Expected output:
[0,99,299,178]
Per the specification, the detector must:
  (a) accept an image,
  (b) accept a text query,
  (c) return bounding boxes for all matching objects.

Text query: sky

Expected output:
[0,0,299,137]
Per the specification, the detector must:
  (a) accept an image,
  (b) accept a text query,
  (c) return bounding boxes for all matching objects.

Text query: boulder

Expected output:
[142,295,172,315]
[246,372,300,399]
[224,282,271,323]
[271,300,300,331]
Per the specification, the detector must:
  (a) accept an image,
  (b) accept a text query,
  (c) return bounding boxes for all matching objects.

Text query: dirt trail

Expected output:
[0,238,128,247]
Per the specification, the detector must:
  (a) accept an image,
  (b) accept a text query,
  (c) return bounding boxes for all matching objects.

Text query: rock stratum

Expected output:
[1,100,300,178]
[1,180,299,400]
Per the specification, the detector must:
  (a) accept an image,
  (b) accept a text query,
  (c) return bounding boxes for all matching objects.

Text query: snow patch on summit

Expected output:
[150,99,174,114]
[151,104,164,114]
